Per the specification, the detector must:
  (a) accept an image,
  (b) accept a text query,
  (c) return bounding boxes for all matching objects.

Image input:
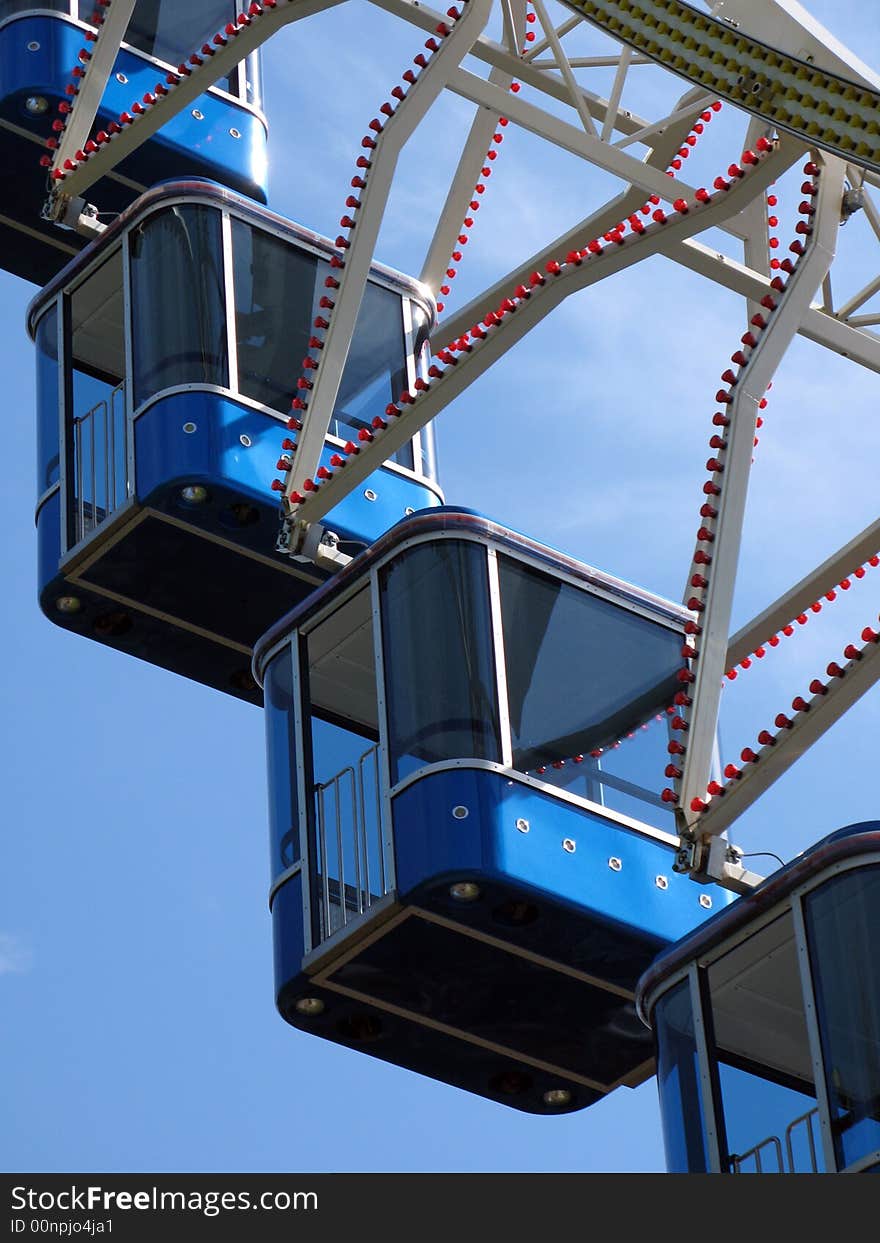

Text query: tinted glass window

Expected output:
[233,219,318,413]
[264,644,300,881]
[232,220,414,469]
[654,980,710,1173]
[806,864,880,1172]
[332,281,410,466]
[35,305,59,495]
[68,251,127,547]
[130,205,227,407]
[79,0,242,94]
[499,556,683,773]
[380,540,500,783]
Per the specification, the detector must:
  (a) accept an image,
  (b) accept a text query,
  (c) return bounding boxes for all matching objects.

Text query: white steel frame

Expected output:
[36,0,880,888]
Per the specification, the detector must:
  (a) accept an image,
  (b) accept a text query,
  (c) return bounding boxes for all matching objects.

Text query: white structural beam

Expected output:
[689,636,880,842]
[669,238,880,375]
[282,140,789,535]
[434,101,719,348]
[283,0,493,506]
[48,0,138,184]
[726,517,880,671]
[677,154,847,829]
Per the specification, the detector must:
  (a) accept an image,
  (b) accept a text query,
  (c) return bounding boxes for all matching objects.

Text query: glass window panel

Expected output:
[264,644,300,881]
[35,306,59,496]
[81,1,242,93]
[706,911,823,1172]
[498,556,683,781]
[380,540,500,784]
[232,218,319,412]
[130,205,228,408]
[717,1061,822,1173]
[653,980,710,1173]
[806,864,880,1172]
[232,220,416,469]
[68,252,127,547]
[307,716,384,944]
[332,282,411,469]
[303,592,384,943]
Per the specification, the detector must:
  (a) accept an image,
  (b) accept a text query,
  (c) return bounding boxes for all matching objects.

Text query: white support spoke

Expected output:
[677,154,847,830]
[600,45,632,142]
[669,238,880,374]
[525,12,582,61]
[49,0,138,186]
[445,66,768,240]
[837,271,880,321]
[612,93,731,152]
[530,0,599,138]
[820,272,833,314]
[434,105,713,348]
[691,638,880,842]
[284,0,493,509]
[283,142,788,532]
[726,517,880,672]
[419,64,521,291]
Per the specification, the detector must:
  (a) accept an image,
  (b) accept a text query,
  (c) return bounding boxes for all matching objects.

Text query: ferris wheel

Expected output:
[3,0,880,1175]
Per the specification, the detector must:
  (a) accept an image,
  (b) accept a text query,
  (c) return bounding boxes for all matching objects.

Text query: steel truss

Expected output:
[41,0,880,890]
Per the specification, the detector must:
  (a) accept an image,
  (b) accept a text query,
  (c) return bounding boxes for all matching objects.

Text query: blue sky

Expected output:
[2,0,880,1174]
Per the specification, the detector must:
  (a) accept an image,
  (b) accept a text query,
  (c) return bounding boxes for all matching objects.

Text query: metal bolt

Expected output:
[655,875,669,890]
[192,109,204,121]
[608,856,622,872]
[182,422,197,434]
[229,127,241,139]
[239,434,252,447]
[515,818,530,834]
[364,489,377,502]
[452,805,469,820]
[562,839,576,854]
[295,997,325,1017]
[116,72,128,84]
[699,894,713,909]
[26,41,40,51]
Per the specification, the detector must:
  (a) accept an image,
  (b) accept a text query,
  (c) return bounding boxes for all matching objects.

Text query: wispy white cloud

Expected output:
[0,934,32,976]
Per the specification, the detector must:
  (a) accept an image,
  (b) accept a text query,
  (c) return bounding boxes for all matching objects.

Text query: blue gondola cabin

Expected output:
[637,821,880,1173]
[29,178,442,703]
[254,508,735,1113]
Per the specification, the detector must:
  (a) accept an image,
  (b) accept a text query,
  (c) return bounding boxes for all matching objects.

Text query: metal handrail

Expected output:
[313,744,385,944]
[71,381,127,548]
[730,1105,821,1173]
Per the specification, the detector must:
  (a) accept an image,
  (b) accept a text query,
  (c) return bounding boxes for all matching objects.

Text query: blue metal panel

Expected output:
[134,392,441,546]
[36,489,62,594]
[392,767,734,946]
[271,873,307,997]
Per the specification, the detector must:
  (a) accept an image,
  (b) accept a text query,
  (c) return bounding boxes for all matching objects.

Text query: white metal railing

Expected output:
[71,382,127,548]
[730,1107,822,1174]
[313,745,386,944]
